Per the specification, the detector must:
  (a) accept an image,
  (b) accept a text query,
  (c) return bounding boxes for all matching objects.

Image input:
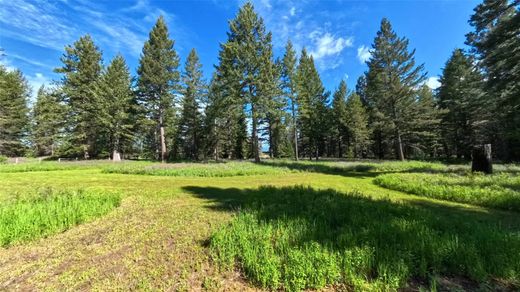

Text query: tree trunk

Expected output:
[396,129,405,161]
[292,102,299,161]
[472,144,492,174]
[159,115,167,163]
[112,150,121,162]
[338,138,342,158]
[251,108,260,163]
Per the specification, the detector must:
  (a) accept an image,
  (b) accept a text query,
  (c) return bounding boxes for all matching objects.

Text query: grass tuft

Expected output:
[0,188,121,246]
[374,172,520,211]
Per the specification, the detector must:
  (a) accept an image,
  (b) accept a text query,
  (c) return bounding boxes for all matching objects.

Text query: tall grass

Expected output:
[0,189,120,246]
[185,186,520,291]
[102,161,298,177]
[0,161,109,173]
[374,172,520,212]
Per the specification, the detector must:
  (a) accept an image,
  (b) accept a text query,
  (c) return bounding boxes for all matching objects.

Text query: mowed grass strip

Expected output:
[185,185,520,291]
[102,161,298,177]
[0,189,121,246]
[374,172,520,212]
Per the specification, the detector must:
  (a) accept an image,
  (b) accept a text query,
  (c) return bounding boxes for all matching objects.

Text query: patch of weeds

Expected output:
[0,188,121,246]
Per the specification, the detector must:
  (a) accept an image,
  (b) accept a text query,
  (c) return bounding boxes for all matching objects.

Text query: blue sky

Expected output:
[0,0,480,100]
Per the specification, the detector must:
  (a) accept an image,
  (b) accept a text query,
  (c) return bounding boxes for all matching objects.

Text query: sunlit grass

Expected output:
[374,172,520,212]
[0,188,120,246]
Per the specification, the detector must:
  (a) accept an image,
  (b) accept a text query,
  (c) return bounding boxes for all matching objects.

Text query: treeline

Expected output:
[0,1,518,161]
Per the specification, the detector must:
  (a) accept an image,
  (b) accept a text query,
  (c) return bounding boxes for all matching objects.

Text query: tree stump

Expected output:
[471,144,492,174]
[112,150,121,162]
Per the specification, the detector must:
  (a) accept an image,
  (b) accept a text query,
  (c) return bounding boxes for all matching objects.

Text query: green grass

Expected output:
[186,185,520,291]
[0,161,111,173]
[0,188,120,246]
[0,159,519,290]
[374,172,520,212]
[102,161,299,177]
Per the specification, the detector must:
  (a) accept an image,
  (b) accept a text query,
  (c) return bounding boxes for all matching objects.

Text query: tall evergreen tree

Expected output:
[222,2,278,162]
[296,49,329,160]
[409,85,442,158]
[55,34,103,159]
[438,49,485,159]
[178,49,205,160]
[466,0,520,160]
[281,40,300,160]
[95,54,136,160]
[0,66,30,156]
[331,80,348,157]
[32,85,65,156]
[365,18,427,160]
[345,93,370,158]
[137,16,180,162]
[206,41,246,160]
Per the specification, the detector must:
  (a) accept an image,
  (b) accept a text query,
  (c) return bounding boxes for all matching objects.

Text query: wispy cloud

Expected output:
[0,0,78,51]
[309,33,353,60]
[357,45,372,64]
[0,0,183,59]
[249,0,357,71]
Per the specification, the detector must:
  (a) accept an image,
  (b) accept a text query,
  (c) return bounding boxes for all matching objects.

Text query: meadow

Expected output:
[0,159,518,291]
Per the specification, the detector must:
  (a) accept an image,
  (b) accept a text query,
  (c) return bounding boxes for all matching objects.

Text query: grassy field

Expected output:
[0,159,518,291]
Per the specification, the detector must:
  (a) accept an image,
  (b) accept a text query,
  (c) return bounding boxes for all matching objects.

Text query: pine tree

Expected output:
[466,0,520,160]
[281,40,299,160]
[32,86,65,156]
[95,54,136,160]
[206,41,246,160]
[365,18,427,160]
[331,80,348,157]
[222,2,279,162]
[137,16,180,162]
[0,66,30,156]
[178,49,205,160]
[55,34,103,159]
[345,93,370,158]
[296,49,329,160]
[438,49,485,159]
[409,85,442,158]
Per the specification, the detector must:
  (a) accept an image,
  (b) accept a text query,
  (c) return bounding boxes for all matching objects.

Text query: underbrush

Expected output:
[102,161,298,177]
[374,172,520,212]
[0,189,121,246]
[186,186,520,291]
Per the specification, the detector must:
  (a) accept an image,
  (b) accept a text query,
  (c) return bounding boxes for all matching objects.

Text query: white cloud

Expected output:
[0,57,16,72]
[27,72,51,100]
[309,32,353,60]
[357,45,371,64]
[425,76,441,90]
[289,7,296,16]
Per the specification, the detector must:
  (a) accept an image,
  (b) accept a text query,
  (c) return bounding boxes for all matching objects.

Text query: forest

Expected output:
[1,1,518,163]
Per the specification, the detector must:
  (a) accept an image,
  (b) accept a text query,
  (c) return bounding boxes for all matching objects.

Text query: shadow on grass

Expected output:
[183,185,520,290]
